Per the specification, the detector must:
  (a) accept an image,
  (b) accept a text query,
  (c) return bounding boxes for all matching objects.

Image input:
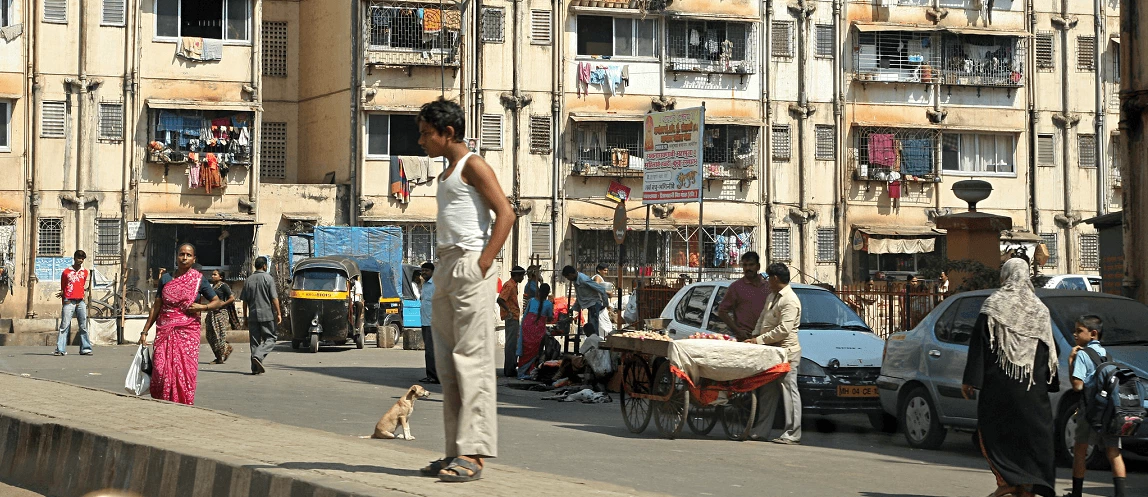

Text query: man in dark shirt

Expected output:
[241,256,281,375]
[716,251,770,341]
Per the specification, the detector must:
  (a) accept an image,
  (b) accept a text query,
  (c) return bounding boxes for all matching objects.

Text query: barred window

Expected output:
[1078,36,1096,71]
[531,224,551,258]
[41,101,66,138]
[815,24,834,58]
[666,20,750,64]
[1079,233,1098,269]
[102,0,126,26]
[481,8,505,43]
[44,0,66,23]
[366,2,460,57]
[262,21,288,77]
[1037,134,1055,166]
[480,114,504,151]
[0,218,15,267]
[530,10,551,45]
[1078,134,1097,168]
[529,115,551,155]
[38,218,63,257]
[771,21,793,58]
[815,124,835,160]
[771,228,791,262]
[816,228,836,263]
[771,125,790,161]
[261,121,287,180]
[856,127,940,178]
[1035,31,1055,70]
[1040,233,1058,267]
[572,121,644,169]
[95,219,121,261]
[98,102,124,141]
[401,224,437,263]
[702,125,758,164]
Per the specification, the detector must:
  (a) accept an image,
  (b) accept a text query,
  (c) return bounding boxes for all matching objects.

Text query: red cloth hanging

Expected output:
[888,180,902,199]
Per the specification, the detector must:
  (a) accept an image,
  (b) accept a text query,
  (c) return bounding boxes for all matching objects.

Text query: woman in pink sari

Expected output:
[139,244,222,405]
[517,283,554,379]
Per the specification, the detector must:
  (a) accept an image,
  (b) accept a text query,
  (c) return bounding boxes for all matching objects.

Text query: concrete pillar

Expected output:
[1119,0,1147,303]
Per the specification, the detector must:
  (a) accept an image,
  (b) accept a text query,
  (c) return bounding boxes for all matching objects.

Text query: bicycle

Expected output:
[89,268,150,319]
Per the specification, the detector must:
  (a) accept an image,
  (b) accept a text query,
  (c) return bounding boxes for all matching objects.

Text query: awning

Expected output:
[665,11,760,23]
[999,230,1043,243]
[944,26,1032,38]
[1111,35,1120,44]
[851,121,1025,133]
[282,213,320,222]
[144,213,261,226]
[361,104,421,114]
[0,93,21,100]
[569,112,646,122]
[0,210,19,218]
[855,226,946,237]
[360,216,436,224]
[853,22,1030,38]
[146,98,261,112]
[570,218,678,232]
[706,116,764,126]
[853,22,940,33]
[854,225,945,254]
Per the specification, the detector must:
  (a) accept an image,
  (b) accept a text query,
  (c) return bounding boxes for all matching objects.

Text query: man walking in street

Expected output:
[241,256,281,375]
[55,250,93,356]
[715,251,770,341]
[418,97,514,482]
[419,262,438,384]
[749,263,803,444]
[498,266,526,377]
[562,265,609,337]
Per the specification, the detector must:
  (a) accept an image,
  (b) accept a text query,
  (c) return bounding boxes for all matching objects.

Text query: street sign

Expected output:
[613,201,627,245]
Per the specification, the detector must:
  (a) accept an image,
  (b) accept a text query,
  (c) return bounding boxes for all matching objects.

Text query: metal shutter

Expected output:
[1040,233,1058,267]
[1035,32,1055,69]
[771,125,790,161]
[531,224,550,258]
[481,114,504,150]
[1037,134,1055,165]
[814,24,834,58]
[529,115,551,154]
[1078,134,1097,168]
[262,21,288,77]
[41,101,65,138]
[43,0,66,23]
[771,21,793,58]
[98,102,124,141]
[1079,233,1098,269]
[1077,36,1096,71]
[771,228,791,262]
[816,228,836,263]
[530,10,551,45]
[261,122,288,180]
[102,0,125,25]
[481,8,505,43]
[815,124,835,160]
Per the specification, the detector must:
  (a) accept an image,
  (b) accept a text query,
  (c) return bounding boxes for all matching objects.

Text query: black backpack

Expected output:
[1080,347,1147,437]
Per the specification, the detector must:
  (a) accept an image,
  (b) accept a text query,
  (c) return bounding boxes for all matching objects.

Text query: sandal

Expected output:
[439,458,482,483]
[419,377,435,383]
[419,458,450,477]
[223,345,232,362]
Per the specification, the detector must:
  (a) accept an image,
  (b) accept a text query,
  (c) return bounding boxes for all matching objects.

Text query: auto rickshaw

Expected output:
[289,256,401,352]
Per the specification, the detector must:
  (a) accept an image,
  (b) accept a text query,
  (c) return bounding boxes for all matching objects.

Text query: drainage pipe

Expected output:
[550,0,563,286]
[23,0,41,318]
[1093,0,1106,215]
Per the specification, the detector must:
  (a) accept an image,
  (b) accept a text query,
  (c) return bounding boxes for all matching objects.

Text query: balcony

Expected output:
[854,28,1025,88]
[851,126,940,182]
[365,1,462,68]
[666,19,758,79]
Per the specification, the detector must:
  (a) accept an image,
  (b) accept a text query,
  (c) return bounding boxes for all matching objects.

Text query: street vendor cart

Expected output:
[601,333,791,440]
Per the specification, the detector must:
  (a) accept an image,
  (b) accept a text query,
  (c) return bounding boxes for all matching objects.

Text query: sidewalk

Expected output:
[0,373,662,497]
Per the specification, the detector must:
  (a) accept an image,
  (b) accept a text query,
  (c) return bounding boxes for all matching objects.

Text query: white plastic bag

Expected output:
[124,345,151,396]
[598,307,615,336]
[580,334,615,377]
[622,294,639,324]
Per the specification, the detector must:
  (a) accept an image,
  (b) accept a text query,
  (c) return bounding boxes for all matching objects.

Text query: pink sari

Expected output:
[150,268,203,405]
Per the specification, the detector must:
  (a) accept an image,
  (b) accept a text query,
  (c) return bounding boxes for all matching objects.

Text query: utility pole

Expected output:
[1119,0,1146,303]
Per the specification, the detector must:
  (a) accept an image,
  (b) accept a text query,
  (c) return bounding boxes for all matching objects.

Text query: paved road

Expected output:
[1,343,1144,497]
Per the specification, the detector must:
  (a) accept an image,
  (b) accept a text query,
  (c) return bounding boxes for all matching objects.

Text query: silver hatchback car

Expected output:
[878,289,1148,466]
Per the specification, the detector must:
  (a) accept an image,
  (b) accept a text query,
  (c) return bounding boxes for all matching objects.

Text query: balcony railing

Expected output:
[855,31,1025,87]
[365,1,462,67]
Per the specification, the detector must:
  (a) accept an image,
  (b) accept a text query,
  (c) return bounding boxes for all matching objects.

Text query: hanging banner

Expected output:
[606,181,631,203]
[642,107,704,205]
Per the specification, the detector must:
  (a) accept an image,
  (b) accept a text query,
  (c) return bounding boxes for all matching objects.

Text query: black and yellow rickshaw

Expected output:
[289,256,400,352]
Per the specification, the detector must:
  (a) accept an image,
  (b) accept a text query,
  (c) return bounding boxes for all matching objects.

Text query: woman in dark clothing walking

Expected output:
[962,258,1060,497]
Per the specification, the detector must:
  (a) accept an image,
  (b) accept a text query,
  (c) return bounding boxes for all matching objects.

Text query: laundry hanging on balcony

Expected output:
[177,37,223,61]
[185,153,225,194]
[576,63,629,97]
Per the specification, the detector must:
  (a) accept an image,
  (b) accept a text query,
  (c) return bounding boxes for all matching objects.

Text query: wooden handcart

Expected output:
[601,336,760,441]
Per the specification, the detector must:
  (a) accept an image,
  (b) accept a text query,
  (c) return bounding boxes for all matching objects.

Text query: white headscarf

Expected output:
[980,258,1058,389]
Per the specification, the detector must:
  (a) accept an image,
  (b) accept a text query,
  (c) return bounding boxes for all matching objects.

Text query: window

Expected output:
[933,296,985,345]
[855,31,940,83]
[941,133,1015,174]
[102,0,125,25]
[666,226,755,270]
[1040,233,1059,267]
[531,224,551,258]
[815,124,835,160]
[855,127,939,178]
[41,101,65,138]
[402,224,437,263]
[772,20,793,58]
[1080,234,1099,269]
[940,33,1025,86]
[0,218,14,267]
[815,24,834,58]
[261,121,287,180]
[481,7,505,43]
[1078,134,1097,168]
[702,125,758,165]
[1112,41,1121,84]
[530,9,551,45]
[150,109,254,161]
[481,114,503,151]
[156,0,252,41]
[38,218,62,256]
[674,285,714,328]
[366,114,422,157]
[1078,36,1096,71]
[1035,31,1055,70]
[262,21,288,77]
[771,125,790,161]
[95,219,121,261]
[667,20,751,67]
[816,228,836,263]
[707,287,730,334]
[98,102,124,142]
[44,0,66,23]
[0,100,9,151]
[771,228,791,262]
[1,0,10,27]
[1037,133,1055,166]
[529,115,551,155]
[573,121,644,167]
[366,2,461,57]
[578,16,657,57]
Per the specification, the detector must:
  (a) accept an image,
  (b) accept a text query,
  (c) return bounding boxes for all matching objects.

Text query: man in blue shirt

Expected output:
[419,262,438,384]
[1066,314,1126,497]
[561,265,609,336]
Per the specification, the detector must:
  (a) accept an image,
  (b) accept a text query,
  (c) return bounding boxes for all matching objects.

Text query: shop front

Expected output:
[143,214,260,284]
[852,225,946,281]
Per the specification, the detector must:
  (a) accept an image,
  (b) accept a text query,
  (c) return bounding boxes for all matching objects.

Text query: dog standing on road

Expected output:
[366,384,431,440]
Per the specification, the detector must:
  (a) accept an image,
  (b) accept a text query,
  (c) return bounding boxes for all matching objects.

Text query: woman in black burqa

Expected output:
[962,258,1060,497]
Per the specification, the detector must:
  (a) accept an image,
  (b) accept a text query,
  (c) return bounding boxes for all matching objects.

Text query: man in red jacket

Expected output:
[56,250,93,356]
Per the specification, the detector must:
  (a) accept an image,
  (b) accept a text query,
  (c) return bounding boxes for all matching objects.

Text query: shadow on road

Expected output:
[275,461,420,478]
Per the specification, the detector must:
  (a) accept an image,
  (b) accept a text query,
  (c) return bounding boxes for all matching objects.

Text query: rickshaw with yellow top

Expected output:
[289,256,401,352]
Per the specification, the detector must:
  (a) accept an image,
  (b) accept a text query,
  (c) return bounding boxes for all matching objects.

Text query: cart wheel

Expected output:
[309,334,320,353]
[354,332,365,349]
[687,405,718,436]
[720,391,758,441]
[619,356,653,434]
[652,360,688,439]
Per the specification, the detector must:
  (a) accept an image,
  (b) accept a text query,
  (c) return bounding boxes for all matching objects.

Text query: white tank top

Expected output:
[436,152,493,251]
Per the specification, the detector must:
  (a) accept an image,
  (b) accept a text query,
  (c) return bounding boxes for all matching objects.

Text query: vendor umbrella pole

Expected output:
[642,205,651,330]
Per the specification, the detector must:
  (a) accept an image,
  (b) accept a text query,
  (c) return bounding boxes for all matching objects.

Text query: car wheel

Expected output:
[868,412,898,433]
[900,387,946,449]
[1055,398,1107,469]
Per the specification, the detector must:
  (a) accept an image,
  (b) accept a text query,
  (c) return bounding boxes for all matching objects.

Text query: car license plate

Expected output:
[385,308,399,314]
[837,385,878,397]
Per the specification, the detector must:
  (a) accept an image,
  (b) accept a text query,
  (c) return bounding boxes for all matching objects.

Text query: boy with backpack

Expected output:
[1066,314,1126,497]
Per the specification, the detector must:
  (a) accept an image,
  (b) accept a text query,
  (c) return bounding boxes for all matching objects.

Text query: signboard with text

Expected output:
[642,107,704,205]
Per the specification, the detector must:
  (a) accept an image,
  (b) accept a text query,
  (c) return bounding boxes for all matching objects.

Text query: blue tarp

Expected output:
[312,227,403,292]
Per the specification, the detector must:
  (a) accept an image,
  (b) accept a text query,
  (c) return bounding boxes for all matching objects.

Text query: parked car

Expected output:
[660,282,892,430]
[1032,274,1103,292]
[878,289,1148,466]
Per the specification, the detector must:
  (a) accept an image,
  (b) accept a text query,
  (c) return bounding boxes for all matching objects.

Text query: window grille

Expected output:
[1078,36,1096,71]
[1037,134,1055,165]
[531,224,551,258]
[95,219,121,261]
[262,21,288,77]
[98,102,123,142]
[38,218,63,256]
[530,10,551,45]
[816,228,836,263]
[941,133,1015,174]
[529,115,551,155]
[771,20,793,59]
[854,126,940,179]
[1112,41,1121,83]
[366,2,462,65]
[481,8,505,43]
[1035,31,1055,70]
[0,218,15,266]
[44,0,66,23]
[1078,134,1097,168]
[1040,233,1058,267]
[261,121,287,180]
[41,101,65,138]
[481,114,504,151]
[666,20,756,73]
[815,124,835,160]
[401,224,437,263]
[1080,233,1098,269]
[771,228,791,262]
[771,125,790,161]
[572,122,644,175]
[702,125,758,165]
[666,226,756,271]
[815,24,834,58]
[102,0,125,25]
[939,34,1025,86]
[855,31,940,84]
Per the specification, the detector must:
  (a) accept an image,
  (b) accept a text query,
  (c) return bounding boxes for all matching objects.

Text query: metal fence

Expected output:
[837,283,949,339]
